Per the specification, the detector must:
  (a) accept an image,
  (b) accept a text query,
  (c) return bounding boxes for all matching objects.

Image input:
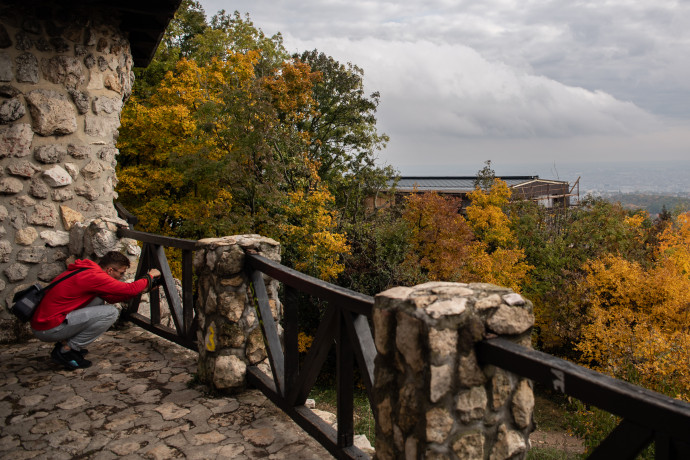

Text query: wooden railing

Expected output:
[477,338,690,459]
[246,252,375,460]
[116,226,198,351]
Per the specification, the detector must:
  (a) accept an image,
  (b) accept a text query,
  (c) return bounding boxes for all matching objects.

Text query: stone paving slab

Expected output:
[0,325,334,459]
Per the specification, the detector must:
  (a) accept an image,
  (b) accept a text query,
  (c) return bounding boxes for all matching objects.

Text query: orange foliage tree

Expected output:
[576,212,690,399]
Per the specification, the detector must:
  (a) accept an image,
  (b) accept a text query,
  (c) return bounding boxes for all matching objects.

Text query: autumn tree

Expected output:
[464,179,531,291]
[293,50,393,229]
[400,192,477,284]
[576,221,690,399]
[511,197,654,353]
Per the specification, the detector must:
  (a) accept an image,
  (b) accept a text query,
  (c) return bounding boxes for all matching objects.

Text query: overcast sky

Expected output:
[198,0,690,176]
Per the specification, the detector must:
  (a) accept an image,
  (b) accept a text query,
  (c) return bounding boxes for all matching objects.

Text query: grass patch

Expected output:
[527,447,581,460]
[309,384,376,446]
[533,382,572,432]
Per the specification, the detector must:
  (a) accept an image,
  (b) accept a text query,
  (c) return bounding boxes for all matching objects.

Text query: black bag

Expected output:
[9,268,88,323]
[11,285,45,322]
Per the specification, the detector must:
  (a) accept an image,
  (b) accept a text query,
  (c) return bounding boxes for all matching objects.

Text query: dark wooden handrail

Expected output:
[117,227,197,250]
[477,338,690,458]
[246,252,375,460]
[246,252,374,316]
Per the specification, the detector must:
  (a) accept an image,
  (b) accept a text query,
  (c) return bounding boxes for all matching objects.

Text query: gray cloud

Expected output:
[199,0,690,171]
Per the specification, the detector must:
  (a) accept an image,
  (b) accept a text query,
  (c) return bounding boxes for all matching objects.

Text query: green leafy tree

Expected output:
[293,50,393,227]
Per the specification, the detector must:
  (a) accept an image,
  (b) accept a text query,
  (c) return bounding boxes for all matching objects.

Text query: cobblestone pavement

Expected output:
[0,325,333,459]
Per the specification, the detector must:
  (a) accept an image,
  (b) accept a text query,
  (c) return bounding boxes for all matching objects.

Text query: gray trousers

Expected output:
[32,298,119,351]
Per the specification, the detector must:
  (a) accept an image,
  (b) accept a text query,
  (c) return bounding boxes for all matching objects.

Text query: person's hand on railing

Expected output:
[144,269,162,292]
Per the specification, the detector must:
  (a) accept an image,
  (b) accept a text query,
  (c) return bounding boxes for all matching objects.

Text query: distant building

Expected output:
[368,176,577,211]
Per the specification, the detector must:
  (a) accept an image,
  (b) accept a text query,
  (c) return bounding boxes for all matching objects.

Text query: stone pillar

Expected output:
[0,3,135,341]
[373,282,535,460]
[194,235,281,393]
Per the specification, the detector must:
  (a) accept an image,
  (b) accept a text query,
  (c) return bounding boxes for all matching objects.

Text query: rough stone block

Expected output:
[456,386,488,423]
[4,263,29,282]
[38,263,64,282]
[0,97,26,123]
[487,305,534,335]
[212,354,246,390]
[0,123,33,158]
[29,178,49,198]
[34,145,66,164]
[0,53,12,81]
[0,177,23,194]
[396,312,424,373]
[16,52,39,83]
[29,202,58,227]
[7,160,40,178]
[60,205,83,230]
[15,227,38,245]
[0,239,11,262]
[489,424,526,460]
[430,364,452,402]
[41,56,85,89]
[40,230,70,247]
[17,247,45,263]
[81,160,103,180]
[491,368,513,410]
[26,89,77,136]
[42,165,72,187]
[426,407,453,444]
[452,432,484,459]
[68,144,91,159]
[84,113,119,138]
[511,379,534,429]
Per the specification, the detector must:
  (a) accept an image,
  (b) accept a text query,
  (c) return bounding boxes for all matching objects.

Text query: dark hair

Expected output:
[98,251,131,269]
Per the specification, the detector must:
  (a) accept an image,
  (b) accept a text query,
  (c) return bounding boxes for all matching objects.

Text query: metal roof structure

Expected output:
[393,176,547,193]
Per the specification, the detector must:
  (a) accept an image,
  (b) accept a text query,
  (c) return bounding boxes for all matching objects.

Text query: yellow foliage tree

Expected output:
[118,52,350,280]
[577,212,690,399]
[465,179,531,291]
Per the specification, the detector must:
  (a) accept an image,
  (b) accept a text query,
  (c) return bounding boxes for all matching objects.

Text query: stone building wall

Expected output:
[0,4,133,341]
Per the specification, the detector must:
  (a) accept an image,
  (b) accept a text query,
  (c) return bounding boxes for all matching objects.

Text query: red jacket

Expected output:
[30,259,150,331]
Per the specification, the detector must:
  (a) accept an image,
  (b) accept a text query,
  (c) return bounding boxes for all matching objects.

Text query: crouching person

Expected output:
[30,251,161,370]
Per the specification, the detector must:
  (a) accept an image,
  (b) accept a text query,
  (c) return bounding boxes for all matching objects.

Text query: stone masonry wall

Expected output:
[0,4,133,341]
[194,235,282,393]
[373,282,535,460]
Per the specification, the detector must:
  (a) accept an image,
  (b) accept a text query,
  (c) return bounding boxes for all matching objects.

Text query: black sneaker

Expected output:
[51,346,91,370]
[54,343,88,356]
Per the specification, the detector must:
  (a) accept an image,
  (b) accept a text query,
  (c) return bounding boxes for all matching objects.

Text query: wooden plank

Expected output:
[337,309,354,448]
[251,269,285,396]
[117,227,197,250]
[246,253,373,317]
[343,311,376,403]
[114,201,138,228]
[127,313,197,351]
[287,305,338,406]
[148,245,161,325]
[284,286,299,395]
[587,420,653,460]
[123,243,151,317]
[476,338,690,440]
[154,245,185,335]
[247,366,370,460]
[181,249,194,338]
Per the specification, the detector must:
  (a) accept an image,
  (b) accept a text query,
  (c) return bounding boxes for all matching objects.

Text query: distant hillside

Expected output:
[604,193,690,216]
